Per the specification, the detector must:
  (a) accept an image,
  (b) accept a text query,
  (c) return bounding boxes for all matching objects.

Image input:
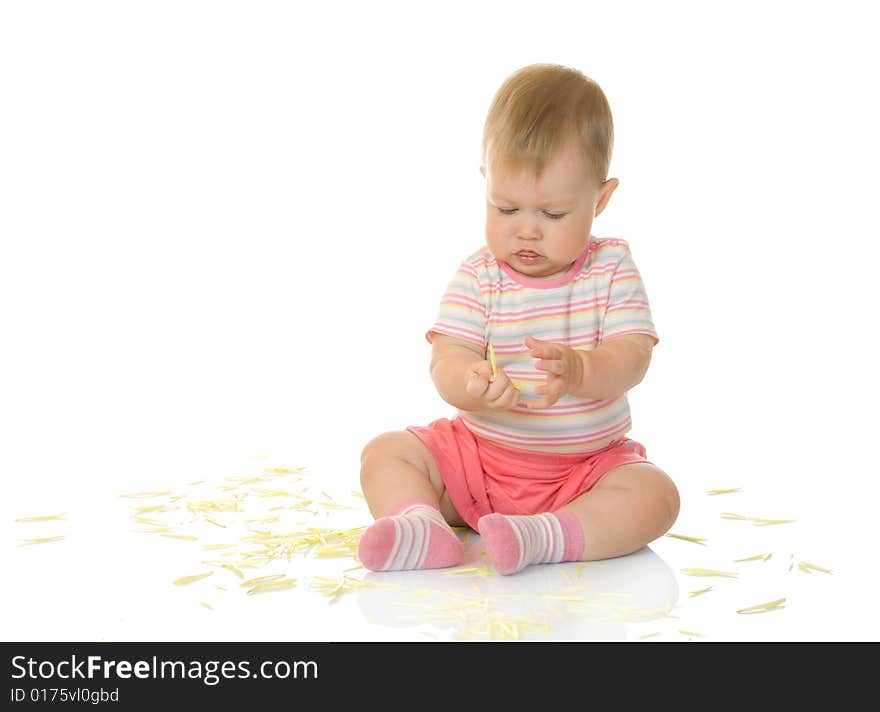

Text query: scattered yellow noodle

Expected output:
[737,598,786,614]
[133,515,166,526]
[15,512,67,522]
[187,498,241,514]
[721,512,795,526]
[202,543,236,550]
[638,632,659,640]
[734,553,770,562]
[221,564,245,579]
[665,533,708,545]
[706,487,742,495]
[131,504,170,513]
[680,568,738,578]
[199,601,213,610]
[187,480,205,486]
[720,512,750,520]
[173,572,214,586]
[263,466,304,474]
[204,516,227,528]
[351,489,365,498]
[17,536,65,545]
[135,526,173,534]
[798,561,832,574]
[161,533,198,541]
[120,490,172,498]
[689,587,714,597]
[240,574,287,588]
[764,552,773,561]
[575,564,587,575]
[310,575,377,599]
[441,565,490,576]
[679,629,705,637]
[247,578,297,594]
[789,554,795,571]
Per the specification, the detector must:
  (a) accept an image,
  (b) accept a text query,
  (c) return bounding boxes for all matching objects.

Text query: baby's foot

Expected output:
[358,498,463,571]
[478,510,584,575]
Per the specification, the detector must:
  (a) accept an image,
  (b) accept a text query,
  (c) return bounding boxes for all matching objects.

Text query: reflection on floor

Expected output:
[357,541,678,641]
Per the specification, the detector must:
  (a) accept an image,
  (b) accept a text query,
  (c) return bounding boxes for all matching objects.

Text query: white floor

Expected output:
[4,445,870,643]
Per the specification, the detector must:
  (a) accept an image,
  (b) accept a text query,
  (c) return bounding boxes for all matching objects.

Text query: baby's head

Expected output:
[481,64,619,279]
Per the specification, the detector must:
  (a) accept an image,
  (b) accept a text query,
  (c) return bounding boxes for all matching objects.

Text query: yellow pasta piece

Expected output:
[734,553,769,562]
[199,601,213,610]
[665,533,708,545]
[720,512,751,520]
[737,598,786,614]
[15,512,67,522]
[679,629,705,637]
[173,572,214,586]
[798,561,832,574]
[488,343,498,380]
[706,487,742,495]
[161,533,198,541]
[441,565,490,576]
[689,587,714,597]
[220,564,244,579]
[247,578,297,594]
[120,490,172,498]
[680,568,738,578]
[202,543,236,550]
[240,574,286,588]
[638,632,659,639]
[17,536,65,546]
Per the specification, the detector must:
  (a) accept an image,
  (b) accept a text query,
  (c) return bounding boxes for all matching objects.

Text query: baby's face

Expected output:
[482,146,616,279]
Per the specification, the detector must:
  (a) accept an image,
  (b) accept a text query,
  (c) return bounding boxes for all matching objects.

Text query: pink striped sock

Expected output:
[358,498,464,571]
[478,509,585,575]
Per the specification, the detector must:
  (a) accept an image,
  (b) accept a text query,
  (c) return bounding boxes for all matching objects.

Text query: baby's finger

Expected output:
[475,360,493,376]
[466,371,490,398]
[484,371,513,401]
[524,335,561,359]
[534,358,564,375]
[490,382,520,410]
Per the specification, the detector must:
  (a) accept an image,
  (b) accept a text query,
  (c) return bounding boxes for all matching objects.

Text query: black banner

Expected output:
[1,641,866,707]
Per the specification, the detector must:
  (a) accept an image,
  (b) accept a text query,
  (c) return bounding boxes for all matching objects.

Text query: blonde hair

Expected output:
[482,64,614,185]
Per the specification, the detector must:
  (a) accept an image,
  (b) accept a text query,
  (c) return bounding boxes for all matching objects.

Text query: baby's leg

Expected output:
[479,463,679,574]
[565,463,680,560]
[358,431,464,571]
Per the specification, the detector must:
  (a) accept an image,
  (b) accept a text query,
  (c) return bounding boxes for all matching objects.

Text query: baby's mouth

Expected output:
[514,250,544,264]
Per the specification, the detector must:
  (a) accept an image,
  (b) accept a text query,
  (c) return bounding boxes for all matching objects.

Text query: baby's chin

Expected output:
[505,253,572,280]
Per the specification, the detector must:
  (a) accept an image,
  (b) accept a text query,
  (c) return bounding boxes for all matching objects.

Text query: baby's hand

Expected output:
[524,335,585,409]
[465,360,521,411]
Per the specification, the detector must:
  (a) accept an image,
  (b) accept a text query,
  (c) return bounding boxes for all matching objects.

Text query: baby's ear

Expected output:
[479,165,486,178]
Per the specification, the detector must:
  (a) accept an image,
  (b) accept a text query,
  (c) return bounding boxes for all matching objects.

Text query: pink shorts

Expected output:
[407,416,651,531]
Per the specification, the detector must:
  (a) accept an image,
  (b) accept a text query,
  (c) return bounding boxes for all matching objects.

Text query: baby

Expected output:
[358,64,679,575]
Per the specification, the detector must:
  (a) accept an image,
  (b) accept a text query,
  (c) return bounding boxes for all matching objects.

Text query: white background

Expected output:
[2,0,878,642]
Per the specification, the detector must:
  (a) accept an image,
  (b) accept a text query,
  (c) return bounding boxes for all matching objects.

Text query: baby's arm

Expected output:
[575,334,654,400]
[430,334,519,411]
[526,333,654,408]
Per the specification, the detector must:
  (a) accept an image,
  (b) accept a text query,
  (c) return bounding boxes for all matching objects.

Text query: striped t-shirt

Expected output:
[426,237,659,454]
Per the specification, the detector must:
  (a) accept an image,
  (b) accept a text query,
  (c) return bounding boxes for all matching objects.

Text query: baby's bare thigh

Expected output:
[366,430,467,528]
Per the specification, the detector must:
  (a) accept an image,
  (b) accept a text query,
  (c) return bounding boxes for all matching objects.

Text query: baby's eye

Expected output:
[497,207,517,215]
[544,212,567,220]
